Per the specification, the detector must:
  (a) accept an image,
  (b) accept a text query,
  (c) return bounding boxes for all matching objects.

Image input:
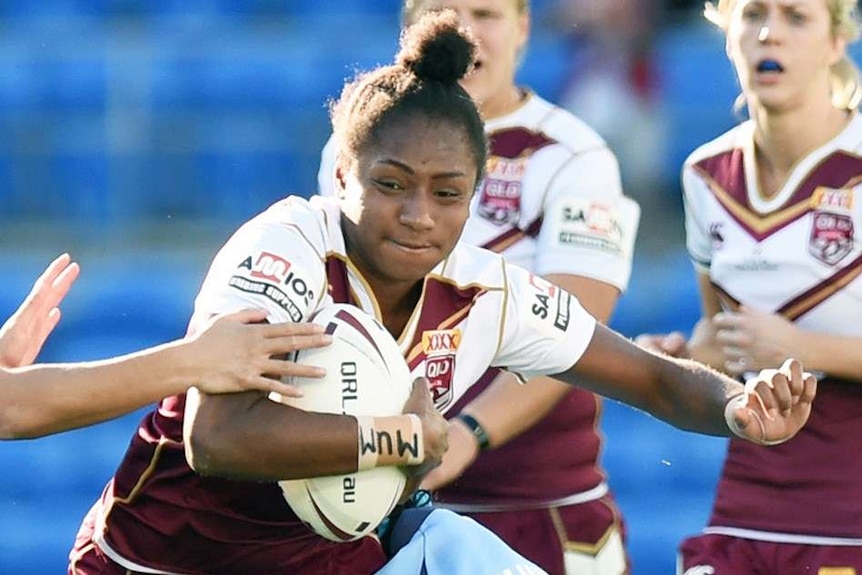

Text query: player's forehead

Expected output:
[361,115,477,176]
[410,0,517,16]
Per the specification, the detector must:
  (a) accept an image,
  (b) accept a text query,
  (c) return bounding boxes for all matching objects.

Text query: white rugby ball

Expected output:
[269,303,412,542]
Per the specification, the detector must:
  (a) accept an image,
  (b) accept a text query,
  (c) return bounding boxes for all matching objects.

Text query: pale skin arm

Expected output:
[0,309,332,440]
[422,273,620,490]
[0,253,80,369]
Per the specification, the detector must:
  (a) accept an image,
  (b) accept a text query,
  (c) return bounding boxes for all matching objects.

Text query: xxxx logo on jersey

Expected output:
[421,329,461,411]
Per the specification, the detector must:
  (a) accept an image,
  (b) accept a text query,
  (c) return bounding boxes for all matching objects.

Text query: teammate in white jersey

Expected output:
[0,254,327,440]
[319,2,640,572]
[636,1,862,573]
[71,12,814,575]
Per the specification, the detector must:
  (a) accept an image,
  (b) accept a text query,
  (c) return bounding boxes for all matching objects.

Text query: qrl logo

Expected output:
[250,252,292,283]
[426,356,454,410]
[426,359,451,378]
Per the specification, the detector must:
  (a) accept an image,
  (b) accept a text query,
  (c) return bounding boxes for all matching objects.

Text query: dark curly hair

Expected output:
[330,9,487,182]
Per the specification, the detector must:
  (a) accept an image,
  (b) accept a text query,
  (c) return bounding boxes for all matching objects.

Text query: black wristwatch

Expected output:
[456,413,491,451]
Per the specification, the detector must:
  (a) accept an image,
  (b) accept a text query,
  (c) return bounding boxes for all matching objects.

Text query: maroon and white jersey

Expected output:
[439,93,639,509]
[320,93,640,509]
[683,115,862,543]
[83,196,597,575]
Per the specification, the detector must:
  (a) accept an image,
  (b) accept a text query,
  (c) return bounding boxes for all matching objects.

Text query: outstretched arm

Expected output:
[0,309,331,439]
[560,324,815,444]
[0,253,80,368]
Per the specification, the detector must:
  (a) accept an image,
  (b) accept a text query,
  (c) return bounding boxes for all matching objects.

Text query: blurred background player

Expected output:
[1,253,331,439]
[637,0,862,573]
[70,10,814,575]
[318,1,640,572]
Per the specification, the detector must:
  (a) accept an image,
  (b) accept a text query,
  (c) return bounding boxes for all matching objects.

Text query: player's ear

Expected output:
[334,153,349,200]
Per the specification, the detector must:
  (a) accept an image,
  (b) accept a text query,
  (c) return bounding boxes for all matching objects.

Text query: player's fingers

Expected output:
[49,261,80,301]
[263,357,325,379]
[712,311,744,329]
[744,375,779,419]
[765,370,793,417]
[780,358,804,393]
[265,333,332,357]
[801,373,817,405]
[220,308,269,325]
[262,321,328,339]
[253,377,305,398]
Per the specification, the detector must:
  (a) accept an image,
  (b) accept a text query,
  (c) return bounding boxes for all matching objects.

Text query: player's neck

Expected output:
[371,280,423,340]
[479,86,526,121]
[752,101,851,195]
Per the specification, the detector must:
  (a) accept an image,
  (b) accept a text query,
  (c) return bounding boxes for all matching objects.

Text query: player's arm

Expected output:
[184,374,447,482]
[556,324,815,445]
[0,253,79,369]
[0,310,331,440]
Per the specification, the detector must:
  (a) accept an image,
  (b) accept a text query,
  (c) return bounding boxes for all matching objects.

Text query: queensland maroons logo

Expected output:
[476,156,526,226]
[809,187,855,266]
[421,329,460,410]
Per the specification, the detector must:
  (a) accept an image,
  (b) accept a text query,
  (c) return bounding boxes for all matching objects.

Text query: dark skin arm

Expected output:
[185,377,447,481]
[557,323,814,442]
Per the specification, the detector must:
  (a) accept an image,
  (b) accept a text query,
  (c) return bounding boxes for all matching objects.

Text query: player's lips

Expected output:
[388,238,435,252]
[756,58,784,73]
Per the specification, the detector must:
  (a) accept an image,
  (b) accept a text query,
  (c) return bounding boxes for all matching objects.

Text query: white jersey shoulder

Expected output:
[467,92,640,290]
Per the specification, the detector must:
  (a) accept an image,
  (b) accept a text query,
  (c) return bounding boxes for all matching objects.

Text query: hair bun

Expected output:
[396,10,476,85]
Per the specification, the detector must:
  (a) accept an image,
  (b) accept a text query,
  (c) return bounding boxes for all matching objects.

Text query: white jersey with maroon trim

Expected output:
[193,195,597,415]
[683,114,862,541]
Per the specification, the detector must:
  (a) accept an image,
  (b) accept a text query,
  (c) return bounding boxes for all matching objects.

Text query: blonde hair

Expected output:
[705,0,862,109]
[402,0,529,25]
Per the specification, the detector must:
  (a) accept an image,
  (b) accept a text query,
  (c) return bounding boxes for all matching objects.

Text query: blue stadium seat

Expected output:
[610,251,701,338]
[653,22,740,182]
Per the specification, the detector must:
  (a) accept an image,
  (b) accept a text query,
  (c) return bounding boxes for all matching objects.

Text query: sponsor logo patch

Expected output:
[232,252,316,321]
[228,276,304,322]
[556,200,624,253]
[527,274,571,332]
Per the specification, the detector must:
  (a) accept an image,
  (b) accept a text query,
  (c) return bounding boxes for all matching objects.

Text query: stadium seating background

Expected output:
[0,2,802,573]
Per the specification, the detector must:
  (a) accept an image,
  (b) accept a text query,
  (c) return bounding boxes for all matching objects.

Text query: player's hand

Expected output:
[400,378,448,501]
[188,310,331,397]
[634,330,688,358]
[0,253,80,368]
[713,306,803,376]
[419,416,479,491]
[726,358,817,445]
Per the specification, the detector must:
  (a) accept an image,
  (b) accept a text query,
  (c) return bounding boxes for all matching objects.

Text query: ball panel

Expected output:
[271,304,412,542]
